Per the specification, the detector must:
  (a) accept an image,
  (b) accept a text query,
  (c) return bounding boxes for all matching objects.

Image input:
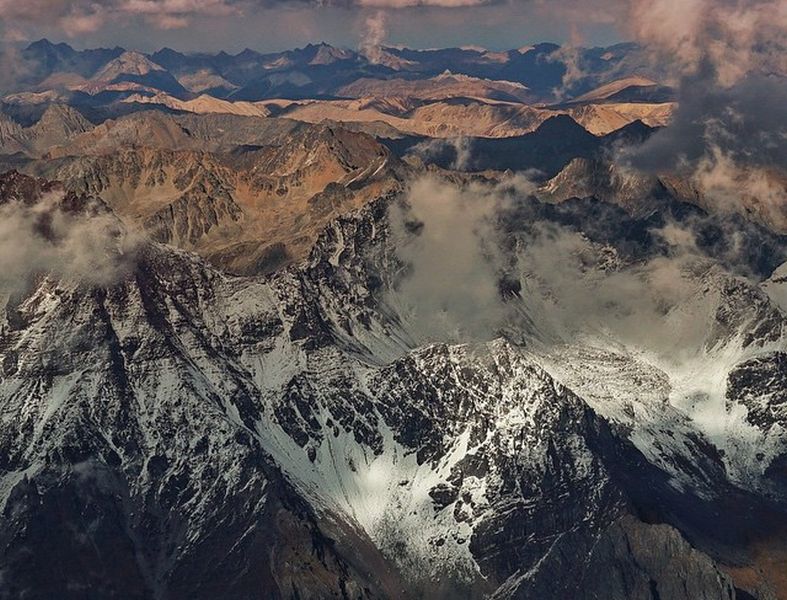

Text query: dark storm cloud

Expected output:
[631,71,787,173]
[602,0,787,223]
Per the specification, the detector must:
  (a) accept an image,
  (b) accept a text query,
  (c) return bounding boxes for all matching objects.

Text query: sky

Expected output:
[0,0,626,52]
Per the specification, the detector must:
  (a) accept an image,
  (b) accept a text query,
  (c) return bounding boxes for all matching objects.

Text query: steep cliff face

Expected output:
[0,171,784,598]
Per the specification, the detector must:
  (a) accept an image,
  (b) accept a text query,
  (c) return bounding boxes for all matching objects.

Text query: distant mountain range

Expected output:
[9,39,667,102]
[0,39,675,139]
[0,39,680,153]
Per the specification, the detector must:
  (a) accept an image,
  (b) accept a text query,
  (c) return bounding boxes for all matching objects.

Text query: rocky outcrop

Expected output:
[728,352,787,431]
[0,114,25,155]
[0,105,92,157]
[496,516,737,600]
[2,170,777,598]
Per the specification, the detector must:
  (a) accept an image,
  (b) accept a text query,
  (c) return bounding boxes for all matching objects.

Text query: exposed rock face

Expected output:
[22,123,407,274]
[495,516,737,599]
[0,105,92,157]
[1,171,783,599]
[728,352,787,431]
[143,180,245,246]
[26,104,93,150]
[539,156,787,237]
[275,96,674,139]
[537,157,664,211]
[581,517,736,600]
[337,73,533,103]
[0,115,25,154]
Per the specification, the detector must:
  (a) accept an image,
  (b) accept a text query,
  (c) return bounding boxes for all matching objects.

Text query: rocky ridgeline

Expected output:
[1,171,781,598]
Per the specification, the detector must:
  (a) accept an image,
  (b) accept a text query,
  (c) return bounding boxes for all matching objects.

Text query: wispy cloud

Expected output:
[0,190,139,294]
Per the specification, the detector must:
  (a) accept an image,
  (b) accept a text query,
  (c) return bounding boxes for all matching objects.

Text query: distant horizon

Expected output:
[0,3,623,55]
[14,36,636,57]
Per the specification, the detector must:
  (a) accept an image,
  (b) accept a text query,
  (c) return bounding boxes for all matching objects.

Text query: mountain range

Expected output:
[1,38,787,600]
[1,39,675,140]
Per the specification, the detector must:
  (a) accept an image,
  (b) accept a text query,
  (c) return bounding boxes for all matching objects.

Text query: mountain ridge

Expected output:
[1,169,785,597]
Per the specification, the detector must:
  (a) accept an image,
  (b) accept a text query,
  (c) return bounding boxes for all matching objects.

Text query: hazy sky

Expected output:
[0,1,624,52]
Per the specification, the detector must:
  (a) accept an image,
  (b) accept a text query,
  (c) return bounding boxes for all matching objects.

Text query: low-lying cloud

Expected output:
[387,173,786,353]
[387,173,533,343]
[408,137,474,171]
[358,9,388,63]
[0,191,139,295]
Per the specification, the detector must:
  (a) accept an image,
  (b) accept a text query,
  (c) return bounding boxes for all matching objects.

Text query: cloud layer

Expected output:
[0,191,139,294]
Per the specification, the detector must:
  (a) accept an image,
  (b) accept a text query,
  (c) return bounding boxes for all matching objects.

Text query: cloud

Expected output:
[0,0,493,39]
[690,149,787,230]
[0,190,139,295]
[386,173,535,343]
[356,0,492,5]
[0,43,38,91]
[386,172,785,364]
[630,73,787,170]
[358,9,388,62]
[546,43,584,100]
[0,0,244,36]
[407,137,474,170]
[587,0,787,227]
[627,0,787,87]
[60,6,108,36]
[619,71,787,228]
[0,0,783,58]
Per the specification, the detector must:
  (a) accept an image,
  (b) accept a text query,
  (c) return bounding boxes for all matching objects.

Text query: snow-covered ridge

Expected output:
[0,172,783,597]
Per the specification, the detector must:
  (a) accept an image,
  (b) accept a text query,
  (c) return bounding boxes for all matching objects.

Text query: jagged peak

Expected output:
[534,113,592,137]
[93,51,166,80]
[25,38,75,54]
[29,104,93,141]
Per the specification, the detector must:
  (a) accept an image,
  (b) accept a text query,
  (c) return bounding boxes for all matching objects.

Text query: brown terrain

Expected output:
[19,118,406,274]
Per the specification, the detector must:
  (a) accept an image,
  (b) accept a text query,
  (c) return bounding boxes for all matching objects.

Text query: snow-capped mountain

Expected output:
[1,167,785,598]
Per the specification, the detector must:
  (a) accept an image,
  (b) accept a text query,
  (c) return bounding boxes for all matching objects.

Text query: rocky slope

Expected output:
[0,105,92,157]
[123,93,271,117]
[540,156,787,235]
[1,170,786,598]
[337,72,533,103]
[21,123,407,274]
[271,95,674,139]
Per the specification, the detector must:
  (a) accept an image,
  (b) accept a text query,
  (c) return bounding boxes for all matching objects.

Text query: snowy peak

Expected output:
[0,168,783,597]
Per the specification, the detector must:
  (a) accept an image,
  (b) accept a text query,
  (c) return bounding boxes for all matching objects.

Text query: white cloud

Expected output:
[0,190,139,294]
